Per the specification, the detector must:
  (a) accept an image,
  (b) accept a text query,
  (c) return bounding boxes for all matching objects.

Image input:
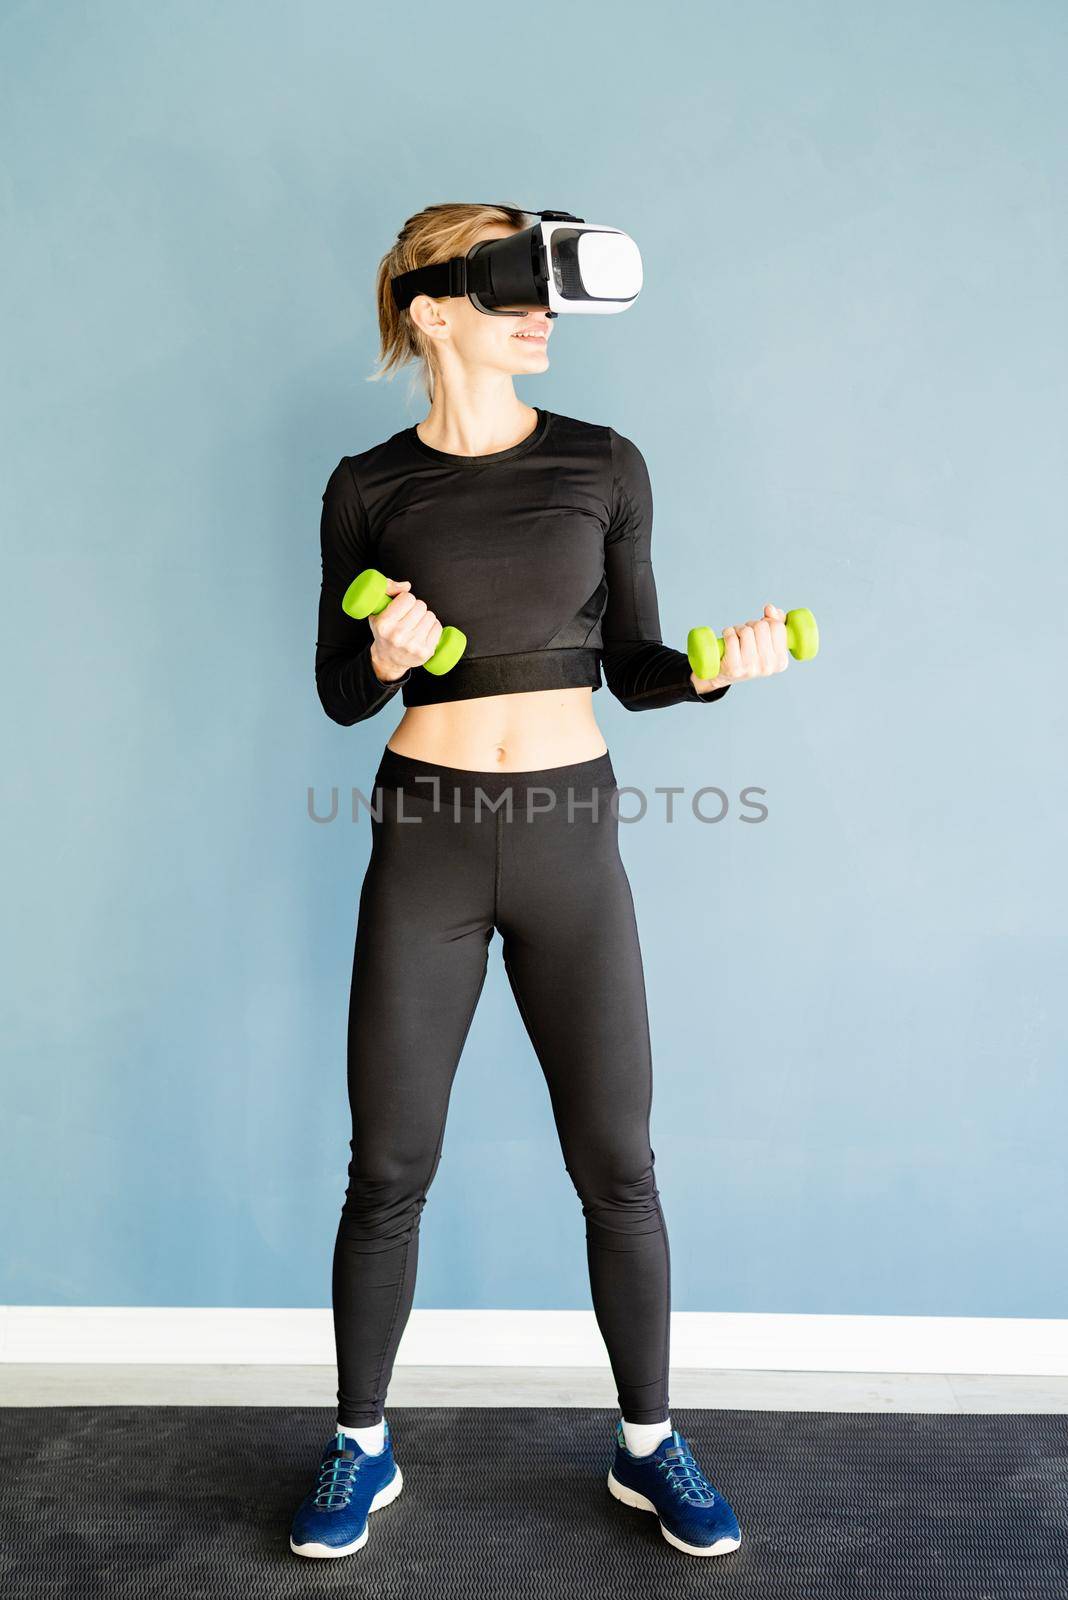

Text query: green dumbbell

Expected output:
[341,568,467,677]
[687,607,820,680]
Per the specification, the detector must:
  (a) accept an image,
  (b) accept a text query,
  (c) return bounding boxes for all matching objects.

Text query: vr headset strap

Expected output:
[390,209,585,309]
[391,256,467,310]
[468,206,583,222]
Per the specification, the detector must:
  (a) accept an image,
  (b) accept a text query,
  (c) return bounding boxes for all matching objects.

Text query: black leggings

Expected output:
[332,746,671,1426]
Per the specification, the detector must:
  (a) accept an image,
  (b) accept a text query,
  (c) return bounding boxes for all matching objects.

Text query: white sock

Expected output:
[337,1418,386,1455]
[621,1416,672,1456]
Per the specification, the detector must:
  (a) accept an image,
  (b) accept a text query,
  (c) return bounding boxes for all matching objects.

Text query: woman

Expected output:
[290,202,790,1563]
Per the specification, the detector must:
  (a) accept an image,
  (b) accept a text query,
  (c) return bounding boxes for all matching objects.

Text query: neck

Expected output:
[416,380,536,457]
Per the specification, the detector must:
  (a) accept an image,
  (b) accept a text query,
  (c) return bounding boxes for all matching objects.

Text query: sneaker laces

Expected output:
[313,1434,364,1509]
[656,1435,717,1506]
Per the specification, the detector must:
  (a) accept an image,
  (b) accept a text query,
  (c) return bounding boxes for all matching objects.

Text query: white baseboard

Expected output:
[1,1307,1066,1376]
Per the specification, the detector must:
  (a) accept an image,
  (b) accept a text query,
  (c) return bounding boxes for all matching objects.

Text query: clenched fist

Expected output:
[367,578,445,683]
[690,604,790,693]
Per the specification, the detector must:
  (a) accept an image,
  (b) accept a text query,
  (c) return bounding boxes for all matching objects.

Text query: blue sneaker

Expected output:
[289,1423,403,1558]
[607,1421,741,1557]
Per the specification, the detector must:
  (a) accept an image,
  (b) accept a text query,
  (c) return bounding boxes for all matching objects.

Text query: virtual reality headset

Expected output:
[389,208,643,317]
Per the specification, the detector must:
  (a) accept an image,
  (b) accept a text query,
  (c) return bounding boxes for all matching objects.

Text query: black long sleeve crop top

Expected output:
[315,407,731,725]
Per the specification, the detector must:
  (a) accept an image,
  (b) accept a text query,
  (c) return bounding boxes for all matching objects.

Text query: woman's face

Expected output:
[412,225,554,378]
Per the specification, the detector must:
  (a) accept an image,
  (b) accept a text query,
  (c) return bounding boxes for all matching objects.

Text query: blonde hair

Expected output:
[369,201,529,404]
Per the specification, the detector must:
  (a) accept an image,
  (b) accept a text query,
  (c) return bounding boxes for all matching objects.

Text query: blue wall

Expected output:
[3,1,1065,1318]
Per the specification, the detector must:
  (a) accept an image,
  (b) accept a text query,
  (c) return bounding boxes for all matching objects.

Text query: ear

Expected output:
[408,294,450,340]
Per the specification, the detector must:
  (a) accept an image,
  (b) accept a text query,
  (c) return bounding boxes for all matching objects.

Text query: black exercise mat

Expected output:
[2,1405,1067,1599]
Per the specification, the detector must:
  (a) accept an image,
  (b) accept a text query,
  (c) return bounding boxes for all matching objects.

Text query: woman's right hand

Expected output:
[367,578,443,683]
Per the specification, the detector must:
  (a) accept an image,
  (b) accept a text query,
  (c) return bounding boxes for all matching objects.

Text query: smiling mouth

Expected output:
[512,332,548,342]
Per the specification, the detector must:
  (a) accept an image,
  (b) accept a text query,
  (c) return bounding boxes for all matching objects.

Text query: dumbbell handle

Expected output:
[341,568,466,678]
[687,607,819,680]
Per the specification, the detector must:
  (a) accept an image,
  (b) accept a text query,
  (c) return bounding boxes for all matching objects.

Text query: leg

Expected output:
[498,784,671,1424]
[332,785,494,1426]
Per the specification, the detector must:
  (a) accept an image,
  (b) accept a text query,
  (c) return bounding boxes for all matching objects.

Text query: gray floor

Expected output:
[4,1363,1068,1412]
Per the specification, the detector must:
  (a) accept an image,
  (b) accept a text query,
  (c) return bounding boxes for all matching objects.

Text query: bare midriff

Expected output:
[385,686,608,772]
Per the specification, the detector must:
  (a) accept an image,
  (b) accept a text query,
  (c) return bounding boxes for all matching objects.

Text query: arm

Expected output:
[600,428,731,712]
[315,458,412,726]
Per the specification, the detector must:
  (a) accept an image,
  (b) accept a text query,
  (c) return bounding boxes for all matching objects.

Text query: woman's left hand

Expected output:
[690,603,790,693]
